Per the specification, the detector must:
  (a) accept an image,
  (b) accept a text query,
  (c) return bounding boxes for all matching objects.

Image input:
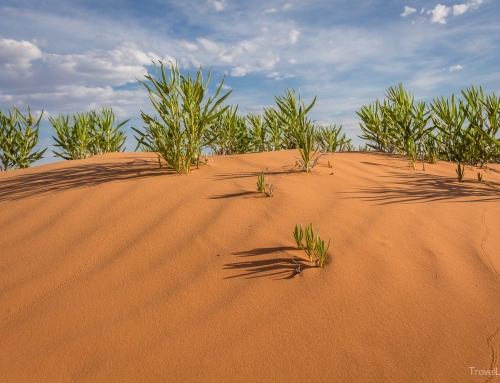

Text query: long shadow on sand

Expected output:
[347,171,500,205]
[0,159,169,201]
[223,246,314,280]
[212,168,297,181]
[208,191,264,199]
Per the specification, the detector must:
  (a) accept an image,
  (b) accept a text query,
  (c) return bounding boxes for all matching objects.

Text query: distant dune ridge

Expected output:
[1,150,500,382]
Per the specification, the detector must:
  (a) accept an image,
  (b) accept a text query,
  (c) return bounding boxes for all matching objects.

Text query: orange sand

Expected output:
[1,150,499,382]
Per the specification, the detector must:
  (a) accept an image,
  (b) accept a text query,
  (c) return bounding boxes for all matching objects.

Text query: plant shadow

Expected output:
[346,171,500,205]
[223,246,315,280]
[0,159,170,201]
[212,168,297,181]
[208,191,266,199]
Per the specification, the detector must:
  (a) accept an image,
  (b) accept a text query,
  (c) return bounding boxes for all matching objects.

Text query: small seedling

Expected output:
[293,223,304,249]
[327,160,332,168]
[303,223,318,262]
[257,171,266,193]
[315,236,331,268]
[477,172,483,182]
[292,222,332,268]
[456,163,465,182]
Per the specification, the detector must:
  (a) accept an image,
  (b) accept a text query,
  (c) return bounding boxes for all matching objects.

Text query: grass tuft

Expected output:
[456,163,465,182]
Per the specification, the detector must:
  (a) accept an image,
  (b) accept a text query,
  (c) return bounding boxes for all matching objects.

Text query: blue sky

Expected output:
[1,0,499,165]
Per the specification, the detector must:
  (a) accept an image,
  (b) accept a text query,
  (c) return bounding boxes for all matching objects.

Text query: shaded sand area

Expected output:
[1,150,500,382]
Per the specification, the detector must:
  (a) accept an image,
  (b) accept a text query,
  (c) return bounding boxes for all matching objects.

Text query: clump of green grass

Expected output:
[293,223,303,249]
[293,223,331,267]
[456,163,465,182]
[0,107,46,170]
[315,236,331,268]
[257,171,266,194]
[50,107,128,160]
[477,172,483,182]
[257,172,275,197]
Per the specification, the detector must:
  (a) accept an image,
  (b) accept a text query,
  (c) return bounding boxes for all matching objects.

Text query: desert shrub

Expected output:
[247,114,270,152]
[359,84,500,167]
[316,124,344,153]
[206,106,251,155]
[50,107,128,160]
[263,107,290,151]
[0,107,46,170]
[91,107,128,154]
[274,88,320,172]
[133,61,231,173]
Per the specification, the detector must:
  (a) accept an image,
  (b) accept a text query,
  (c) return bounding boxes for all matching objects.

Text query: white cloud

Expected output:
[470,0,484,8]
[263,8,278,14]
[283,3,293,10]
[181,41,198,52]
[428,4,451,24]
[289,29,300,44]
[453,4,469,15]
[262,27,269,32]
[197,38,221,53]
[401,6,417,17]
[217,83,232,90]
[0,38,42,68]
[208,0,227,11]
[267,71,279,78]
[231,66,247,76]
[196,38,258,65]
[289,58,297,64]
[420,7,425,14]
[449,64,464,71]
[412,17,427,24]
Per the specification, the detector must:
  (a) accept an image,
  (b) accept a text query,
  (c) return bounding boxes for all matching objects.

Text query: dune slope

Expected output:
[1,150,500,382]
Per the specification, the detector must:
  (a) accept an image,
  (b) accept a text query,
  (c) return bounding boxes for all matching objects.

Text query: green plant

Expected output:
[456,163,465,182]
[292,222,331,267]
[50,108,127,160]
[274,89,320,172]
[0,107,46,170]
[91,107,129,154]
[316,124,343,153]
[247,114,270,152]
[477,172,483,182]
[315,236,331,268]
[50,112,94,160]
[293,223,303,249]
[133,61,231,174]
[257,171,266,194]
[303,223,318,262]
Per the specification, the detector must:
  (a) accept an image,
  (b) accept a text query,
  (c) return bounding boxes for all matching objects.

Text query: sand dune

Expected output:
[1,150,500,382]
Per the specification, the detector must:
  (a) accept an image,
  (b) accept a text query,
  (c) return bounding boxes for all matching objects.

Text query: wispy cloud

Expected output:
[263,8,277,14]
[449,64,464,71]
[401,6,417,17]
[403,0,489,24]
[208,0,227,11]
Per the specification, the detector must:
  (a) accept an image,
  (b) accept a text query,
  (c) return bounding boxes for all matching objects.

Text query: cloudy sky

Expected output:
[1,0,499,165]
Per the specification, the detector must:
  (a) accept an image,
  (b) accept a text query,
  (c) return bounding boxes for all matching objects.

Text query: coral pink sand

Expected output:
[1,150,500,382]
